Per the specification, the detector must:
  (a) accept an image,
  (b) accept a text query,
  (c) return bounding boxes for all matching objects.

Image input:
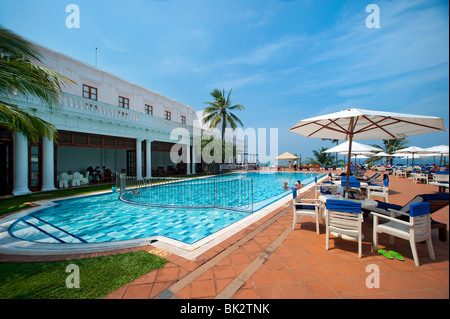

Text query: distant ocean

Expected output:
[261,156,448,167]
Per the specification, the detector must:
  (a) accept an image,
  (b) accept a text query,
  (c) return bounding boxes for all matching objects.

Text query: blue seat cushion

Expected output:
[374,201,402,211]
[295,204,316,210]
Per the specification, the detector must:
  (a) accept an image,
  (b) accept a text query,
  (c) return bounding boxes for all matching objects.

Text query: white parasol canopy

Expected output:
[275,152,299,160]
[289,108,446,192]
[393,146,429,165]
[423,145,449,167]
[324,141,381,154]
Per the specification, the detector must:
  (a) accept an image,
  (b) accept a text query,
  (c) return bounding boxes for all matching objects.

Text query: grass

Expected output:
[0,183,115,217]
[0,250,167,299]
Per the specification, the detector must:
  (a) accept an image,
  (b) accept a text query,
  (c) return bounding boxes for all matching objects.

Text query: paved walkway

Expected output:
[1,171,448,299]
[105,172,449,299]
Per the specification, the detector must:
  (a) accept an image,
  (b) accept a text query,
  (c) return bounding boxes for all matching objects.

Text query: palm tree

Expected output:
[367,138,409,165]
[322,138,340,165]
[0,26,75,142]
[306,147,336,167]
[202,88,245,142]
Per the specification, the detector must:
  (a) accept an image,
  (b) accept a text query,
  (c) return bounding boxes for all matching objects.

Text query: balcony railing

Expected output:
[3,92,192,133]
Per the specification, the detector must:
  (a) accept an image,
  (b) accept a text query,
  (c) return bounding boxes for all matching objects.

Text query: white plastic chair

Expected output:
[371,202,435,267]
[367,179,389,203]
[292,188,321,234]
[59,172,69,188]
[72,172,82,187]
[325,199,363,257]
[82,171,90,184]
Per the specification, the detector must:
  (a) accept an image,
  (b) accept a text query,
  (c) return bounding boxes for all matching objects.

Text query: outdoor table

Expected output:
[318,194,378,209]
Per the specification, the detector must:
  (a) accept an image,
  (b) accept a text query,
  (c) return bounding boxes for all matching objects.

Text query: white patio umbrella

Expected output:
[324,141,381,154]
[338,152,369,164]
[274,152,298,168]
[393,146,428,166]
[374,151,395,165]
[289,108,446,193]
[325,141,380,166]
[423,145,449,168]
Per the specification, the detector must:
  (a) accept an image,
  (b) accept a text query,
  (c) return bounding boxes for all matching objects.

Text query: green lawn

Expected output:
[0,250,167,299]
[0,183,115,217]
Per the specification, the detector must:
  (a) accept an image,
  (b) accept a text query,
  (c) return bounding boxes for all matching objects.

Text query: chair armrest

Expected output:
[370,212,412,226]
[294,200,321,206]
[387,208,409,217]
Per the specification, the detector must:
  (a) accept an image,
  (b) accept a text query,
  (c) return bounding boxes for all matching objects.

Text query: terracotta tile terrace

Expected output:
[1,169,448,299]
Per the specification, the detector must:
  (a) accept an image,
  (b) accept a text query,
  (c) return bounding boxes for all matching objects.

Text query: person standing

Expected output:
[294,159,298,171]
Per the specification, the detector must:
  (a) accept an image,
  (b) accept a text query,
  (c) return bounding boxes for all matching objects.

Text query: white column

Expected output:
[41,137,57,191]
[191,145,196,174]
[136,138,142,178]
[186,142,191,175]
[146,139,152,178]
[13,132,31,196]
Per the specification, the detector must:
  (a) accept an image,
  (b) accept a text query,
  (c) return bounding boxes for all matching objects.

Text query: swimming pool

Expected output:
[8,172,323,246]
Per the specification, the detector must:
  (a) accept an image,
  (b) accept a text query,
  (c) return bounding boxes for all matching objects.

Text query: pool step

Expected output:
[10,215,87,244]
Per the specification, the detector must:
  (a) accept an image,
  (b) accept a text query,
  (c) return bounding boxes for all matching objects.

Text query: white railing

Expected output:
[61,93,141,122]
[4,92,193,132]
[117,175,254,213]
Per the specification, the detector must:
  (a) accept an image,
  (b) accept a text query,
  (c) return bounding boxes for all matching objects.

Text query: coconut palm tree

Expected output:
[202,88,245,142]
[367,138,409,165]
[0,26,75,142]
[306,147,336,167]
[322,138,340,165]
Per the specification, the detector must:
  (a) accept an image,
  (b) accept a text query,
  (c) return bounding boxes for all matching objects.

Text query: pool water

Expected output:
[9,172,323,245]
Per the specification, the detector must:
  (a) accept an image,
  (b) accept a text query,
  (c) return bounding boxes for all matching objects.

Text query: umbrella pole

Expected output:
[345,134,354,198]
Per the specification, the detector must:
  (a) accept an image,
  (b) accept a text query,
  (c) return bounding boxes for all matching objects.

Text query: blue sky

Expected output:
[1,0,448,163]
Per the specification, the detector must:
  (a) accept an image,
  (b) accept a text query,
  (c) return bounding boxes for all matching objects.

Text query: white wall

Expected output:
[36,43,196,126]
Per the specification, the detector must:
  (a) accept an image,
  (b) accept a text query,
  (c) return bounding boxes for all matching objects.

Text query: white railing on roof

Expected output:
[61,93,140,122]
[4,92,193,132]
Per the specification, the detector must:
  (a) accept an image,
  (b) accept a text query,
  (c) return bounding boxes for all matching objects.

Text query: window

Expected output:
[145,104,153,115]
[181,115,186,124]
[165,111,171,121]
[119,96,130,109]
[83,84,97,101]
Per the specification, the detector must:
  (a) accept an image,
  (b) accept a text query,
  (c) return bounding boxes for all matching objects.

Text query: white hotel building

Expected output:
[0,43,202,196]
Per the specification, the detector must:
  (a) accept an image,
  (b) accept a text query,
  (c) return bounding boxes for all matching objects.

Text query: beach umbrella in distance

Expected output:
[274,152,298,168]
[423,145,449,168]
[393,146,429,166]
[324,141,380,166]
[324,141,381,154]
[289,108,446,194]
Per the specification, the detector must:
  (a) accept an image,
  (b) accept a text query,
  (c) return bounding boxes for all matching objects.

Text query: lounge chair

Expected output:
[371,202,435,267]
[370,193,449,242]
[357,172,380,184]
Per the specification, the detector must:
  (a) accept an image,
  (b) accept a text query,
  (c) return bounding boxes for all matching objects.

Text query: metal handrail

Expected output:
[117,175,254,213]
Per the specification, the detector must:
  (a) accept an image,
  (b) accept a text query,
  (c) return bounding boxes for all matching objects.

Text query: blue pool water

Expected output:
[9,172,323,245]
